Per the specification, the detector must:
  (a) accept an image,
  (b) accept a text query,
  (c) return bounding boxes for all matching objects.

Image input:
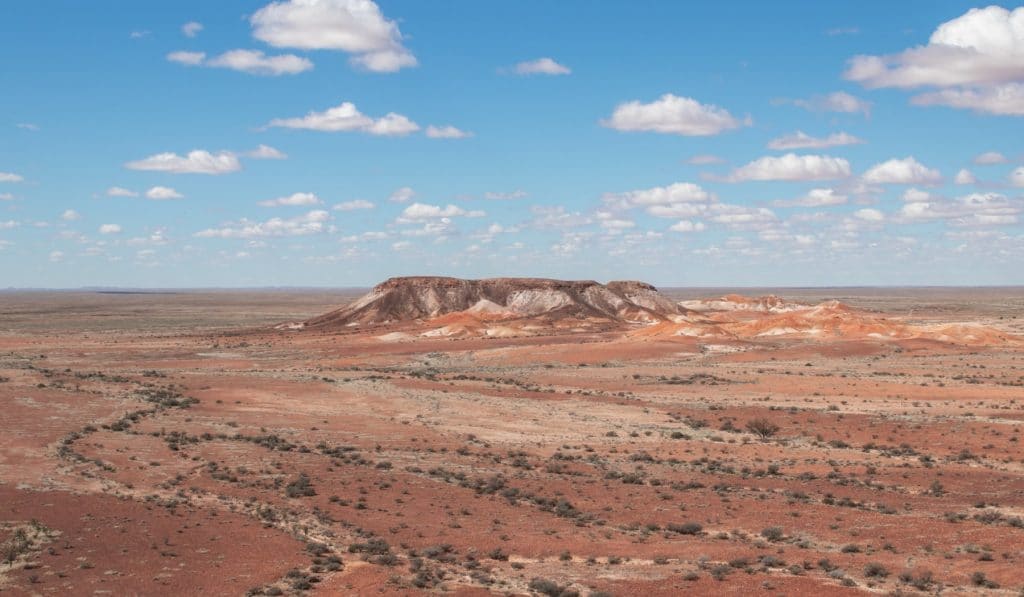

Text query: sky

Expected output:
[1,1,1023,288]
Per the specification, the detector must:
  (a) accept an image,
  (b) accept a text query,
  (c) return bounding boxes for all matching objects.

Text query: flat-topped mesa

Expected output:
[304,276,688,328]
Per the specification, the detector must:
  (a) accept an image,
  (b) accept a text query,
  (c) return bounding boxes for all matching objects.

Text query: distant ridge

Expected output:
[304,276,689,328]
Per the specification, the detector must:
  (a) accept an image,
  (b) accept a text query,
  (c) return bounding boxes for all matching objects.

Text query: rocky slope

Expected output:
[304,276,689,328]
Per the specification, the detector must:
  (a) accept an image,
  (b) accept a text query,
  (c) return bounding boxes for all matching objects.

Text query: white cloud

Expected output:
[250,0,416,73]
[16,123,39,131]
[107,186,138,197]
[772,188,847,207]
[954,168,977,185]
[246,144,288,159]
[195,210,332,238]
[169,49,313,76]
[0,220,18,229]
[482,190,527,200]
[333,199,374,211]
[727,154,851,182]
[1011,166,1024,187]
[529,206,591,229]
[125,150,241,175]
[0,172,24,183]
[258,192,322,207]
[145,186,184,200]
[425,125,472,139]
[391,241,412,251]
[61,209,81,221]
[595,211,635,230]
[902,188,932,202]
[707,205,778,228]
[397,203,484,222]
[266,101,419,135]
[686,154,724,165]
[182,21,203,37]
[512,57,571,75]
[900,192,1020,227]
[790,91,872,116]
[668,220,706,233]
[974,151,1008,165]
[862,157,941,185]
[49,250,64,262]
[603,182,714,208]
[911,84,1024,115]
[767,130,865,150]
[99,224,122,234]
[854,208,885,221]
[388,186,415,203]
[209,49,313,76]
[167,51,206,66]
[844,6,1024,115]
[0,193,13,201]
[601,94,747,136]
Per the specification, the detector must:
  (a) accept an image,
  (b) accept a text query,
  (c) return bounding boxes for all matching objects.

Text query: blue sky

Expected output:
[1,1,1022,287]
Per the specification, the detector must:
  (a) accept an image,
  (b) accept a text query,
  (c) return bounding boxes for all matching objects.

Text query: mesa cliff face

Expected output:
[304,276,688,328]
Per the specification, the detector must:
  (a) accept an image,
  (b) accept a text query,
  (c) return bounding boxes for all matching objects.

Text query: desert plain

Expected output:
[1,284,1024,596]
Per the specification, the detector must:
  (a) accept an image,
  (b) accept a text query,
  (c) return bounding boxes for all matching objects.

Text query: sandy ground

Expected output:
[1,289,1022,596]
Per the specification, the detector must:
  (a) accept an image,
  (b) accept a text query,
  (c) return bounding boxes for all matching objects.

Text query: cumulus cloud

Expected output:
[595,211,635,231]
[61,209,81,221]
[601,94,747,136]
[0,220,18,229]
[246,144,288,159]
[250,0,416,73]
[169,49,313,75]
[49,250,64,262]
[911,84,1024,115]
[844,6,1024,115]
[767,130,864,150]
[258,192,322,207]
[0,172,24,183]
[668,220,706,233]
[125,150,241,175]
[425,125,472,139]
[388,186,415,203]
[707,204,778,228]
[167,51,206,66]
[107,186,138,197]
[397,203,484,222]
[854,208,885,221]
[182,21,203,37]
[195,210,332,238]
[726,154,851,182]
[603,182,714,209]
[0,193,13,201]
[146,186,184,200]
[333,199,374,211]
[208,49,313,75]
[772,188,847,207]
[862,157,941,185]
[1012,166,1024,187]
[900,192,1020,227]
[528,206,592,230]
[954,168,977,185]
[789,91,872,116]
[266,101,419,135]
[974,151,1008,165]
[99,224,122,234]
[512,57,571,75]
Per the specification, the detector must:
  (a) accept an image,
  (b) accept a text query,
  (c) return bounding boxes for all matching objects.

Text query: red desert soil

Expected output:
[1,282,1023,596]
